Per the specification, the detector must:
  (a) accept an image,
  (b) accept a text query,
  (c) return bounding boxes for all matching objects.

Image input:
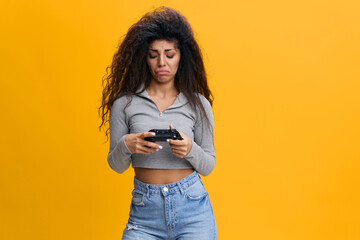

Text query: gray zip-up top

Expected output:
[107,87,216,176]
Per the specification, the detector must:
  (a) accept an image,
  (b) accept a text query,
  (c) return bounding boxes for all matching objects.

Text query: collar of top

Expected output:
[135,83,189,109]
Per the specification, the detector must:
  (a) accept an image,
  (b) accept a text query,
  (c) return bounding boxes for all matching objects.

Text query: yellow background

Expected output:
[1,0,359,239]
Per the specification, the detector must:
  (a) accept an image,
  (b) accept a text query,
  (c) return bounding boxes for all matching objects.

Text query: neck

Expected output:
[147,80,178,97]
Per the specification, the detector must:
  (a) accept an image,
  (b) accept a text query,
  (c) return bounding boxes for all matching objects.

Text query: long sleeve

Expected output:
[184,96,216,176]
[107,97,132,174]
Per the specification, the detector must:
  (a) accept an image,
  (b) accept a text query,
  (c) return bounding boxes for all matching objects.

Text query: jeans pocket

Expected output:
[184,180,208,201]
[131,190,146,206]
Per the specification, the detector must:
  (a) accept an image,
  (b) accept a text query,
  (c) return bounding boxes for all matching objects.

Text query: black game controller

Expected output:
[144,129,183,142]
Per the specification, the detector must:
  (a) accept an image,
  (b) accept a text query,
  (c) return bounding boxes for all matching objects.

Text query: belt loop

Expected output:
[176,182,184,195]
[146,185,150,198]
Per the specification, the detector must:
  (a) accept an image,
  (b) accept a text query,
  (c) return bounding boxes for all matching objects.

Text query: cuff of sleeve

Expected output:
[185,139,198,160]
[107,135,132,174]
[120,134,133,154]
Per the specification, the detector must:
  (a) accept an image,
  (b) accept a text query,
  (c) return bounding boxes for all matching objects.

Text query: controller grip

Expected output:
[144,129,183,142]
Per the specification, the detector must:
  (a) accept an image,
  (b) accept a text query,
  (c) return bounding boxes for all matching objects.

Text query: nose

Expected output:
[158,54,165,67]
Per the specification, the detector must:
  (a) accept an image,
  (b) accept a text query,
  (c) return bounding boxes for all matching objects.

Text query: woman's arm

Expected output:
[107,98,132,174]
[168,96,216,176]
[186,96,216,176]
[107,97,163,174]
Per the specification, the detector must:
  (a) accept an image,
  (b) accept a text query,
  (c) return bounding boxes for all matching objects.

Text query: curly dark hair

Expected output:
[98,6,214,141]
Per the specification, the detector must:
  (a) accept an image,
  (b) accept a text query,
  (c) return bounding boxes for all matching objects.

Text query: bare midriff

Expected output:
[134,167,194,185]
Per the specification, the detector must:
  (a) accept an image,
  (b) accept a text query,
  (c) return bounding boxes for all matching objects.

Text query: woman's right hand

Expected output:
[125,132,162,154]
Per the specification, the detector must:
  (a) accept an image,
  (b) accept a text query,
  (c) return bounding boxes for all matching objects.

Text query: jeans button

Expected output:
[163,187,168,192]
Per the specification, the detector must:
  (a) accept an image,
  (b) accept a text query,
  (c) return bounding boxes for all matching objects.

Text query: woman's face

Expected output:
[146,39,181,85]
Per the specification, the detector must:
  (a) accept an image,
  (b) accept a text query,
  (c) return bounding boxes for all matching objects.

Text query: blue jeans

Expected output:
[122,171,217,240]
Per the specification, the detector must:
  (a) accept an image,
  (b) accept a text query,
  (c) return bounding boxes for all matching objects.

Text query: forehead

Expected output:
[148,39,178,50]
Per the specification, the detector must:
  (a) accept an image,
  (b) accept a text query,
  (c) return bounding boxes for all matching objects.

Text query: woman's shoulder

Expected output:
[195,93,212,108]
[111,95,132,111]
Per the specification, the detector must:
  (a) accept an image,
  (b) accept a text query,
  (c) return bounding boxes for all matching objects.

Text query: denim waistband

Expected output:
[133,170,200,195]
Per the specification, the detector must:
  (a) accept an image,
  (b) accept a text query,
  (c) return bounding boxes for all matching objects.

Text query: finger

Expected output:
[172,148,185,155]
[178,131,184,139]
[168,142,184,149]
[167,139,185,145]
[133,143,157,153]
[138,146,157,154]
[171,150,185,158]
[169,124,174,129]
[171,147,187,153]
[138,149,154,154]
[141,132,156,138]
[143,140,163,150]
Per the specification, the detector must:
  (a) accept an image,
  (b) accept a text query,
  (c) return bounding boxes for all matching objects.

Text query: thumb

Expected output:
[169,123,174,129]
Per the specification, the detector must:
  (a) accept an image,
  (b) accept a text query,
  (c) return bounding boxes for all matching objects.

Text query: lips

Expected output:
[156,70,169,75]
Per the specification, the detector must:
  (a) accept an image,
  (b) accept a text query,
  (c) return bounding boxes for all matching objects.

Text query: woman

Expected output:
[99,6,217,239]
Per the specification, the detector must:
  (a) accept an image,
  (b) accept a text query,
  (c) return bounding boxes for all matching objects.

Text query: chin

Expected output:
[153,77,174,84]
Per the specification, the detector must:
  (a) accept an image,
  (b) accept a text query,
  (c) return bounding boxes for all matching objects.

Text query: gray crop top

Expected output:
[107,86,216,176]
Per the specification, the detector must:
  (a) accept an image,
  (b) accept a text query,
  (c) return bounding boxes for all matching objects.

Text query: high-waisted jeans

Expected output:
[122,171,217,240]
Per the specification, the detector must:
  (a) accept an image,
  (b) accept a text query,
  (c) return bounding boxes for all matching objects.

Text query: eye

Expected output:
[167,55,174,59]
[149,55,157,59]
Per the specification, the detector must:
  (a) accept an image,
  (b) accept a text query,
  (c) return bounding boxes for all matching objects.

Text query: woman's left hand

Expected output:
[167,124,192,158]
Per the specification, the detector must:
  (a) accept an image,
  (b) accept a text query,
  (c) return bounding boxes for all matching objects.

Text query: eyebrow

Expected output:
[149,49,176,53]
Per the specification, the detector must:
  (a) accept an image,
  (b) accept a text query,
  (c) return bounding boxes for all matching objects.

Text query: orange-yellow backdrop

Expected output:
[1,0,359,239]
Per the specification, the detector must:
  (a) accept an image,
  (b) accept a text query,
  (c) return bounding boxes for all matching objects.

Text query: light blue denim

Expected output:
[122,171,217,240]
